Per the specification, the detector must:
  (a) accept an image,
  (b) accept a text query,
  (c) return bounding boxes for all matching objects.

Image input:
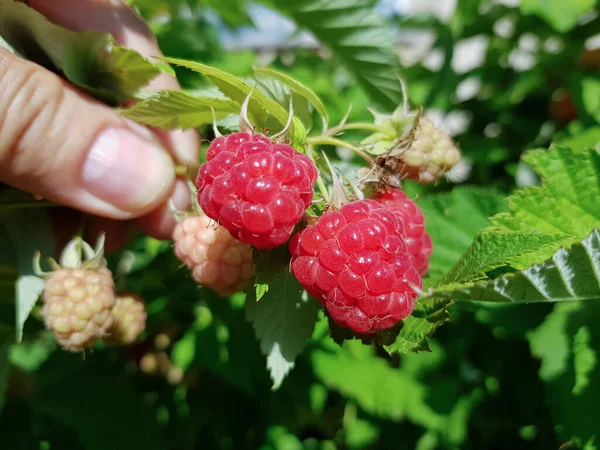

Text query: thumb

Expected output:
[0,48,175,219]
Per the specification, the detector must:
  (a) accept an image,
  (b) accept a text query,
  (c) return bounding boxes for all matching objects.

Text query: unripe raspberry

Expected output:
[394,118,461,183]
[105,294,147,346]
[173,213,253,296]
[36,236,116,352]
[196,132,318,249]
[289,200,422,334]
[370,189,432,275]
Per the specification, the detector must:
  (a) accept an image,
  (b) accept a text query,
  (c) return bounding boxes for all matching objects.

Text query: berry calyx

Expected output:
[105,293,147,346]
[289,199,422,334]
[34,235,116,352]
[173,212,253,296]
[370,189,432,275]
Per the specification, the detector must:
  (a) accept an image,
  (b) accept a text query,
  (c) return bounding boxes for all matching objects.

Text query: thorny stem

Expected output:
[306,136,374,166]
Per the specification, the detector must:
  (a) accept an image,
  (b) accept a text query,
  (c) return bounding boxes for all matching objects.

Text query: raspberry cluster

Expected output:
[289,200,422,334]
[196,132,318,249]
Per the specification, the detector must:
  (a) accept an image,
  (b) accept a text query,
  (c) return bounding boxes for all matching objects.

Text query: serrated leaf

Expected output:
[252,245,292,301]
[245,271,319,389]
[0,0,160,105]
[118,90,240,129]
[417,187,508,283]
[263,0,403,108]
[1,209,54,342]
[528,301,600,444]
[440,229,574,285]
[158,57,307,147]
[383,298,452,355]
[433,229,600,303]
[254,67,329,128]
[520,0,596,32]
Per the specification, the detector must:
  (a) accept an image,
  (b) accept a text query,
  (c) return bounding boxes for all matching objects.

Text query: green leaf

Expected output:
[119,90,240,129]
[246,271,319,390]
[9,339,54,373]
[440,229,574,285]
[252,245,292,301]
[581,77,600,124]
[417,187,507,283]
[0,0,160,104]
[1,209,54,342]
[434,147,600,296]
[262,0,403,108]
[254,67,329,128]
[0,325,12,414]
[520,0,596,32]
[158,57,307,147]
[528,301,600,445]
[312,340,482,445]
[433,229,600,303]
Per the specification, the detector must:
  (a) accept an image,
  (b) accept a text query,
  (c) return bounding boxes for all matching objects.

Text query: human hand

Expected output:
[0,0,200,250]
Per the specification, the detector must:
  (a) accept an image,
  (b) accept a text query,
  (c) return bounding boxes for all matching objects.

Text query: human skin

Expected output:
[0,0,200,250]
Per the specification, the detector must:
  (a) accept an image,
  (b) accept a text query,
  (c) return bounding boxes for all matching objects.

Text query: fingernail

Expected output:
[82,128,175,213]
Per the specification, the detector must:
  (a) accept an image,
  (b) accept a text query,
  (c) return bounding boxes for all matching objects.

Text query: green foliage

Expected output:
[528,302,600,445]
[1,208,54,342]
[0,0,160,104]
[520,0,597,32]
[246,272,320,389]
[262,0,403,108]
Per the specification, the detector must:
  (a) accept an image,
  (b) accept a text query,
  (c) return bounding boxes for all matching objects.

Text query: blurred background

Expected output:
[2,0,600,449]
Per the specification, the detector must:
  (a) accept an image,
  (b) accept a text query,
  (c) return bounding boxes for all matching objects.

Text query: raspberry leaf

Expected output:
[0,0,161,105]
[254,67,329,130]
[261,0,403,108]
[1,208,54,342]
[118,91,241,129]
[432,228,600,304]
[252,245,293,301]
[245,271,319,389]
[158,57,307,147]
[528,301,600,445]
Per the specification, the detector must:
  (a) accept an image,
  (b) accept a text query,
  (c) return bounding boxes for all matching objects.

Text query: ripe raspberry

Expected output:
[173,213,253,296]
[370,189,432,275]
[392,118,461,184]
[35,235,116,352]
[196,132,318,249]
[289,200,422,334]
[105,294,147,346]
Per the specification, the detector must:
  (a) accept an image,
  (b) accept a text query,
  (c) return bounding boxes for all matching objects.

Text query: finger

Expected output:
[27,0,200,166]
[136,179,192,240]
[0,48,175,219]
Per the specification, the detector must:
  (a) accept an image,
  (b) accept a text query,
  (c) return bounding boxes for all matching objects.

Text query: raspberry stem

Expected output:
[326,122,390,137]
[306,136,374,165]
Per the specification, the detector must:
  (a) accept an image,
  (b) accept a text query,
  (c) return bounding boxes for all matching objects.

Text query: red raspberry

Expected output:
[370,189,432,275]
[196,132,318,249]
[289,200,422,334]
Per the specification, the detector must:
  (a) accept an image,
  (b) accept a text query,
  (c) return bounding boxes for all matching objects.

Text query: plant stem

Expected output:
[327,122,388,136]
[307,136,374,165]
